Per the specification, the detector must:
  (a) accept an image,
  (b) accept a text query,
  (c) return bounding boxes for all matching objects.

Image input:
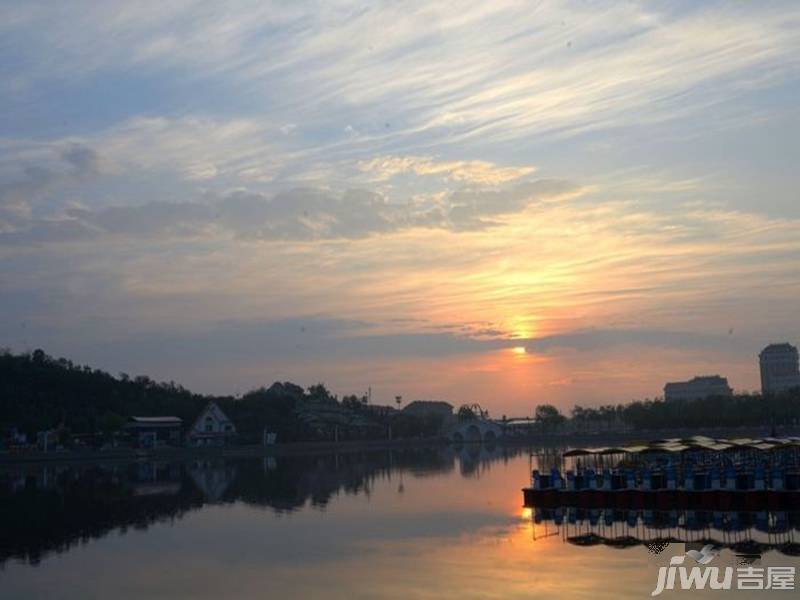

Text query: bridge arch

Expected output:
[447,419,503,443]
[465,423,482,443]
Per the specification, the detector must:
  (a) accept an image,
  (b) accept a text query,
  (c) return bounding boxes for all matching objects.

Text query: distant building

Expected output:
[664,376,732,402]
[125,416,183,448]
[760,343,800,394]
[187,402,237,446]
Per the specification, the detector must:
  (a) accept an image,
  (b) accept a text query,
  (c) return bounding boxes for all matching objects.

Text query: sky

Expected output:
[1,1,799,416]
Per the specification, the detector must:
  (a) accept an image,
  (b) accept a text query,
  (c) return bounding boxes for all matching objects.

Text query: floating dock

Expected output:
[523,436,800,510]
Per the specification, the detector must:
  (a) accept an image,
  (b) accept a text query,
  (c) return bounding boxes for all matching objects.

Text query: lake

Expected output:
[2,445,798,598]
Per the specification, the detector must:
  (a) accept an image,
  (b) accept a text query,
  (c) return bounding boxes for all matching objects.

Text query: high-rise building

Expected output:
[759,343,800,394]
[663,375,732,402]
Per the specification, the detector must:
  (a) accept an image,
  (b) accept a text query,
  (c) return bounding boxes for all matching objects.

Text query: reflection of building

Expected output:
[664,375,732,402]
[188,402,237,446]
[131,462,182,496]
[188,459,238,501]
[760,343,800,395]
[125,416,183,447]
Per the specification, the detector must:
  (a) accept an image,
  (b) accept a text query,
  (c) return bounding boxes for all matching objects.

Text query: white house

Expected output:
[188,402,237,446]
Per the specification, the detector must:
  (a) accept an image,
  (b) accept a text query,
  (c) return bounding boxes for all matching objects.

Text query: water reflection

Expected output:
[526,447,800,564]
[0,443,522,567]
[530,507,800,559]
[0,461,204,566]
[5,446,799,599]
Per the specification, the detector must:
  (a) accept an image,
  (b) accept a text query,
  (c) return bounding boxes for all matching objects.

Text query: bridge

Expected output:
[446,405,504,443]
[447,419,504,443]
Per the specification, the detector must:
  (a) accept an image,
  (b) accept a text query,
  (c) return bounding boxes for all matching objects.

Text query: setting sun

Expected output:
[512,346,527,355]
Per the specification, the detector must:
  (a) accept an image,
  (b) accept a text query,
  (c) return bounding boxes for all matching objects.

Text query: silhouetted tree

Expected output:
[534,404,566,431]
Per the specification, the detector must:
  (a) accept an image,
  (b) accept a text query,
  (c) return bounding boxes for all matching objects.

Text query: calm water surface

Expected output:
[2,446,798,599]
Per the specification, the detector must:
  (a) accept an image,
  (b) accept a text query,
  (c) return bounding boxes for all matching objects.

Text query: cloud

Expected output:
[4,2,799,149]
[0,179,581,245]
[358,155,535,184]
[94,116,287,182]
[2,183,799,403]
[442,180,579,229]
[60,144,101,177]
[525,328,734,354]
[0,116,289,196]
[0,142,101,228]
[12,310,736,371]
[90,317,507,366]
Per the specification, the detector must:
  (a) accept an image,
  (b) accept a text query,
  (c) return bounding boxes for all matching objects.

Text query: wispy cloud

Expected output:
[4,2,799,147]
[357,155,535,184]
[1,116,287,185]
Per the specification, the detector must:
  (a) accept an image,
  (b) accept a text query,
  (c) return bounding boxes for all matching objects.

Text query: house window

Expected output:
[205,416,213,432]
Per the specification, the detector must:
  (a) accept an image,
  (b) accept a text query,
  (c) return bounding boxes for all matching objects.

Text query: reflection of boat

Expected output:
[534,506,800,534]
[602,535,640,548]
[568,533,604,546]
[730,540,767,556]
[524,436,800,510]
[780,543,800,556]
[529,507,800,558]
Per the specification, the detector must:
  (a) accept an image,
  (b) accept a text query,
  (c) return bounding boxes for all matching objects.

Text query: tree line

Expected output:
[533,388,800,433]
[0,349,447,444]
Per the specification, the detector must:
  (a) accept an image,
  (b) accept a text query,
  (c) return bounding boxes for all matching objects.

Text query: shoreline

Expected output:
[0,436,448,466]
[1,424,792,466]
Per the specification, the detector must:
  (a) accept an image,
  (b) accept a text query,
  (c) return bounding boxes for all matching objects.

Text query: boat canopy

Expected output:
[621,445,650,454]
[558,436,800,459]
[563,448,595,457]
[596,447,629,455]
[640,443,691,453]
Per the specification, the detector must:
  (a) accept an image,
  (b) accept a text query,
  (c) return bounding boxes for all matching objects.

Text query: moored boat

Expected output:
[523,436,800,510]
